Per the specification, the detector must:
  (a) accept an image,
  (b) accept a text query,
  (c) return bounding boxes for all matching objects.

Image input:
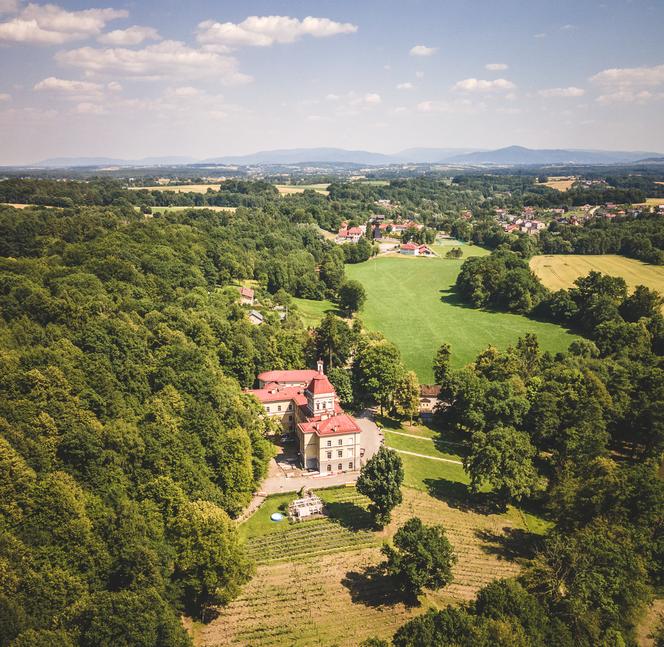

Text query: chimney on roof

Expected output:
[317,359,324,374]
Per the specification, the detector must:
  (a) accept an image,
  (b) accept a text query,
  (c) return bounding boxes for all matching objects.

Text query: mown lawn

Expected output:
[346,254,580,381]
[291,296,341,328]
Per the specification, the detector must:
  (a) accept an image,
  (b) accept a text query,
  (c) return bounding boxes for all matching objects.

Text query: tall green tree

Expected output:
[356,446,404,527]
[338,279,366,314]
[382,517,457,595]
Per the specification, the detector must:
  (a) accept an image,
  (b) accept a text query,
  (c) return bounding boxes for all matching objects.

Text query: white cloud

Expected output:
[363,93,381,105]
[396,82,413,90]
[485,63,508,71]
[0,92,10,101]
[98,25,160,46]
[75,101,106,114]
[561,24,577,31]
[538,86,585,97]
[590,63,664,89]
[416,98,484,114]
[34,76,102,94]
[453,77,516,92]
[409,44,437,57]
[0,3,127,45]
[590,63,664,104]
[596,90,661,104]
[196,15,357,49]
[56,40,252,84]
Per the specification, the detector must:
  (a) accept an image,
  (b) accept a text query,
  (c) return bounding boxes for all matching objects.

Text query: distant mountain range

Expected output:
[25,145,663,168]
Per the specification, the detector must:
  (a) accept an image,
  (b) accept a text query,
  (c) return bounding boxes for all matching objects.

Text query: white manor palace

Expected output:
[247,362,361,473]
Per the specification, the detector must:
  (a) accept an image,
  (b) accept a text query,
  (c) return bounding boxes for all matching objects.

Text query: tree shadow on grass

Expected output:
[474,527,545,563]
[423,478,502,516]
[325,500,374,532]
[439,287,477,310]
[342,565,420,609]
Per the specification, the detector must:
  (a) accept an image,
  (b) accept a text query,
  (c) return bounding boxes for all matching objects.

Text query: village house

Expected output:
[248,310,264,325]
[238,286,255,306]
[336,225,364,244]
[419,384,441,420]
[400,242,436,256]
[247,362,362,473]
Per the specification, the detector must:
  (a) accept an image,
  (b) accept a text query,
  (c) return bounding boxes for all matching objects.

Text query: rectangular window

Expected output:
[288,415,292,421]
[326,440,331,447]
[337,450,343,458]
[338,439,343,445]
[265,406,270,413]
[327,464,332,472]
[349,462,353,469]
[287,403,292,410]
[338,464,342,471]
[327,451,332,459]
[277,405,282,412]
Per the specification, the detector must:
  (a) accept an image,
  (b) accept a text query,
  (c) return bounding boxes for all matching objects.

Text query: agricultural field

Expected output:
[537,176,576,191]
[530,254,664,295]
[274,183,330,195]
[199,467,527,647]
[346,254,580,382]
[1,202,46,209]
[129,183,222,193]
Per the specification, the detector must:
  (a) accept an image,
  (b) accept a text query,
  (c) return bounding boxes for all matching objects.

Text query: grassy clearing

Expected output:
[636,197,664,206]
[530,254,664,295]
[346,255,580,382]
[275,183,330,196]
[150,205,236,214]
[129,184,222,193]
[1,203,50,209]
[291,296,341,328]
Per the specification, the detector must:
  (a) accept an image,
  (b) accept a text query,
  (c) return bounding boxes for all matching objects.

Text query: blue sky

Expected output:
[0,0,663,163]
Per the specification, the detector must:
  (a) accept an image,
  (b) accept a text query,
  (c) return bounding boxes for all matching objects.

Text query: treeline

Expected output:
[456,250,664,354]
[541,214,664,264]
[0,204,329,645]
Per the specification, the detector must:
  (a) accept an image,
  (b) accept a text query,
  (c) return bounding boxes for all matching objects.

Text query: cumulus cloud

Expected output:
[396,82,413,90]
[538,86,585,97]
[56,40,252,83]
[409,44,437,57]
[596,90,660,104]
[590,63,664,104]
[34,76,103,94]
[590,63,664,89]
[196,15,357,50]
[0,3,127,45]
[485,63,508,71]
[98,25,160,46]
[453,77,515,92]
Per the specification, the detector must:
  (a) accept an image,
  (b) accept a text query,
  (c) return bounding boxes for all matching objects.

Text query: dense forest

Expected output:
[0,201,356,645]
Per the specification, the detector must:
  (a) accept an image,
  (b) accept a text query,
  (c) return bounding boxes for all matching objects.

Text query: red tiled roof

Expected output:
[347,227,362,235]
[239,287,254,298]
[247,385,308,406]
[298,413,361,436]
[401,242,418,250]
[257,369,319,384]
[306,373,335,395]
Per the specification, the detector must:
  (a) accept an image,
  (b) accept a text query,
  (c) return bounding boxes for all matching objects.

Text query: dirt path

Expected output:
[392,448,463,465]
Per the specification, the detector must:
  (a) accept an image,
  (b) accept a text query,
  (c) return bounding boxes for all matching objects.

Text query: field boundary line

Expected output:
[392,448,463,465]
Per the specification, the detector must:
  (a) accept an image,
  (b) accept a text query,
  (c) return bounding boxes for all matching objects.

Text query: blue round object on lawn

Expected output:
[270,512,284,522]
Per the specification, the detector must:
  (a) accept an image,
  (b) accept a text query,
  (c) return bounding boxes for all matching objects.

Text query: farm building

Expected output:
[247,362,362,474]
[239,286,255,305]
[336,225,364,244]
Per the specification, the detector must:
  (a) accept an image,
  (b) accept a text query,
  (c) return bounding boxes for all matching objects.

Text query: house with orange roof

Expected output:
[247,361,361,473]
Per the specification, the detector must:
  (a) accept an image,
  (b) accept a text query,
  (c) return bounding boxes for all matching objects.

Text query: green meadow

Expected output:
[346,251,580,382]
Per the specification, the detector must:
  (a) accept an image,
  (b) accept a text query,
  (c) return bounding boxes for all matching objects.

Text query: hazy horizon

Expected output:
[1,0,663,165]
